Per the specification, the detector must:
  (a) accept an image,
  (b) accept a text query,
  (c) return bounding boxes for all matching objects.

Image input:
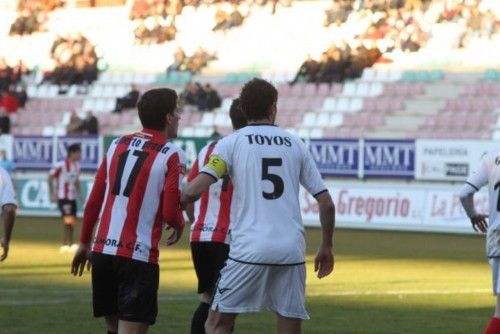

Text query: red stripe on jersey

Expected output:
[163,152,184,229]
[212,178,233,243]
[52,167,62,178]
[191,142,216,242]
[64,159,70,199]
[187,157,199,183]
[93,139,129,253]
[115,143,163,259]
[148,205,163,263]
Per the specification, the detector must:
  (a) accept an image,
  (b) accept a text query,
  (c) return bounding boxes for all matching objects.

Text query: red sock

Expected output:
[484,317,500,334]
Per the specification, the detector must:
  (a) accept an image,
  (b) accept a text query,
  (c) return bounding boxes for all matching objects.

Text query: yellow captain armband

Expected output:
[205,154,227,178]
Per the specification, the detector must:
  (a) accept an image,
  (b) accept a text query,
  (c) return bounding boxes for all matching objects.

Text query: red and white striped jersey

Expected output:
[49,159,80,200]
[80,129,186,264]
[188,141,232,244]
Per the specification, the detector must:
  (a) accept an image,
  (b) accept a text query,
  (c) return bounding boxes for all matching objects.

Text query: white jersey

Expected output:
[0,167,16,206]
[464,148,500,257]
[49,159,80,200]
[202,124,327,265]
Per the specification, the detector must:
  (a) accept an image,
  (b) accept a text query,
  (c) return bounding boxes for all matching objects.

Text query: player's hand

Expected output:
[471,214,488,233]
[314,244,334,279]
[166,226,184,246]
[71,244,91,276]
[0,238,9,262]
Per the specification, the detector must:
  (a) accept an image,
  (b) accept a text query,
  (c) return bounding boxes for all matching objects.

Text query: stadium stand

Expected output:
[0,0,499,139]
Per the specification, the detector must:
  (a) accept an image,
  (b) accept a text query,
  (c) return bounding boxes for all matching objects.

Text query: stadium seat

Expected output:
[200,113,215,127]
[302,112,317,127]
[309,128,323,138]
[334,98,348,112]
[402,71,416,82]
[343,82,357,96]
[316,113,330,127]
[483,69,499,81]
[361,68,376,81]
[355,83,370,97]
[317,84,331,96]
[349,98,363,112]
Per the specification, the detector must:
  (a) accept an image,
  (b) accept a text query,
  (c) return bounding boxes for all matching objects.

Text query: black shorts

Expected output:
[90,252,159,325]
[191,242,229,295]
[58,199,77,217]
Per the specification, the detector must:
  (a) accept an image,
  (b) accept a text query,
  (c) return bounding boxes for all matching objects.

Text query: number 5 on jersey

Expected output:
[262,158,284,200]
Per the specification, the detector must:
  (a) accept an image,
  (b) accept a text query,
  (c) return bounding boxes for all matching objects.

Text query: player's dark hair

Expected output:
[137,88,177,131]
[67,144,81,156]
[229,98,247,130]
[239,78,278,122]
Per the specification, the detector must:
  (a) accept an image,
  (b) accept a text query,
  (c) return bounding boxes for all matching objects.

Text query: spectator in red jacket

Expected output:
[0,91,20,114]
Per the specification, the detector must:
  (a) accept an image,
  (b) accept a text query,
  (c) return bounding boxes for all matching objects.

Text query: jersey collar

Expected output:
[141,128,167,140]
[246,123,277,127]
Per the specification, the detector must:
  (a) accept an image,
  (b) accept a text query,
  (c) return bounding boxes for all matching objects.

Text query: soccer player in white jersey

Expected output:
[186,98,247,334]
[48,143,83,253]
[0,167,17,262]
[181,79,336,334]
[71,88,186,334]
[460,149,500,334]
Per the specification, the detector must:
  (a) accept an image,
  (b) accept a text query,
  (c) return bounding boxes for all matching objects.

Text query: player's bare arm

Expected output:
[75,178,84,203]
[314,191,335,279]
[181,173,218,204]
[47,173,57,203]
[185,202,195,223]
[460,185,488,233]
[71,158,107,275]
[71,243,91,276]
[1,204,16,262]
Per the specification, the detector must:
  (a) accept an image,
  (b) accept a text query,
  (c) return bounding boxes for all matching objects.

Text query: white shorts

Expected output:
[211,259,309,320]
[490,258,500,295]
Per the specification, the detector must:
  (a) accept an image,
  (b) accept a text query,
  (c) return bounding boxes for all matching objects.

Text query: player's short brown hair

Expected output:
[229,98,247,130]
[137,88,178,131]
[239,78,278,122]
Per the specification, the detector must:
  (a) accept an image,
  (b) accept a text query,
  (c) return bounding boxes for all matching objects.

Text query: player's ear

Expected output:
[270,101,278,122]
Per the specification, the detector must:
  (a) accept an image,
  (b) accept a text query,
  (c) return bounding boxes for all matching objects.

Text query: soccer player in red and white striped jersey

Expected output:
[71,88,186,334]
[186,99,247,334]
[48,144,82,253]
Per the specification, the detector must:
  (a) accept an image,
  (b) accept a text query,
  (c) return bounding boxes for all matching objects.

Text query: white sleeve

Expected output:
[461,157,489,196]
[299,142,328,197]
[0,169,16,206]
[459,155,489,219]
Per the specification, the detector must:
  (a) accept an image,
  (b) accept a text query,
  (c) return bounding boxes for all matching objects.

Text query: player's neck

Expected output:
[248,118,274,126]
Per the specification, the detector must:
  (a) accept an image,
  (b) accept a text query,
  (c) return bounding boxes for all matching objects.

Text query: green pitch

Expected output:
[0,217,493,333]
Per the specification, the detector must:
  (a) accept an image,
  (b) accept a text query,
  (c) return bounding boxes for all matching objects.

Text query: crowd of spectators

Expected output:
[9,0,63,36]
[292,42,381,84]
[167,47,217,74]
[0,58,30,121]
[180,82,222,111]
[66,111,99,135]
[437,1,500,48]
[133,18,177,44]
[213,5,246,31]
[130,0,182,44]
[41,34,99,88]
[129,0,281,44]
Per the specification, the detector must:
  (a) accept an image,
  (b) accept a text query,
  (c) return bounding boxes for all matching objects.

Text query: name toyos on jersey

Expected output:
[245,134,292,147]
